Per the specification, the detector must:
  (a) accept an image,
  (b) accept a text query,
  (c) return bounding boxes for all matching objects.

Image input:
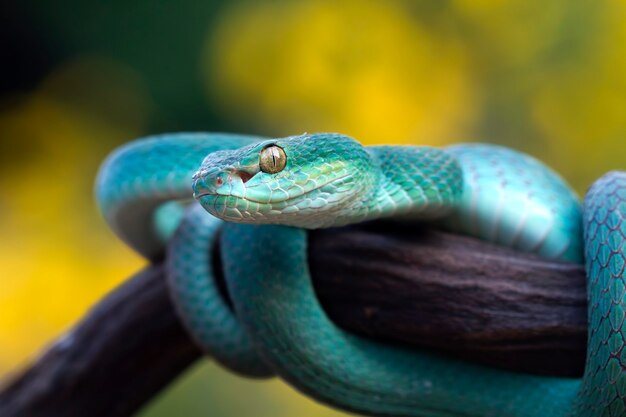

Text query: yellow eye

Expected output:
[259,145,287,174]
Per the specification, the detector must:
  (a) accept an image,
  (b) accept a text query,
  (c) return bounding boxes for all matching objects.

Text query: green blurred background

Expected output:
[1,0,625,415]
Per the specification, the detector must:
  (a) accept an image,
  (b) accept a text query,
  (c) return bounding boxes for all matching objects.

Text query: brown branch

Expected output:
[0,265,201,417]
[0,223,587,417]
[311,223,587,376]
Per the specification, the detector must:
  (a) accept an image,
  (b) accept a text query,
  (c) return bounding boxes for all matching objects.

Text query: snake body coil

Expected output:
[96,132,626,416]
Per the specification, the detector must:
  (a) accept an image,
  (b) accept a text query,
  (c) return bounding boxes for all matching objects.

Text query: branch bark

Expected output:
[0,223,587,417]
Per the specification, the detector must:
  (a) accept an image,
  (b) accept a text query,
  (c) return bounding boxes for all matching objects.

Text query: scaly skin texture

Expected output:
[192,135,463,228]
[96,133,260,259]
[95,132,624,416]
[576,172,626,417]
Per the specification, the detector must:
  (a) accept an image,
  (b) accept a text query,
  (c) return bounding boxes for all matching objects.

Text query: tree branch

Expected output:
[0,223,587,417]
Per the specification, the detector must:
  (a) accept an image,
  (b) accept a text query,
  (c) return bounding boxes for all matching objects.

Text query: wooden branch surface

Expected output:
[0,223,588,417]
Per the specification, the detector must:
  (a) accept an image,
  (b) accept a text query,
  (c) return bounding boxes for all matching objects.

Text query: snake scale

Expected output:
[96,132,626,417]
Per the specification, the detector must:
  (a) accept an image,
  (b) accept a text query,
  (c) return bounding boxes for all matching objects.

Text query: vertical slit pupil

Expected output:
[260,145,285,173]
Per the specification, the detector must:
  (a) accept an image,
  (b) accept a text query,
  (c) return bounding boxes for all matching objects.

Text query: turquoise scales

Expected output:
[95,132,625,416]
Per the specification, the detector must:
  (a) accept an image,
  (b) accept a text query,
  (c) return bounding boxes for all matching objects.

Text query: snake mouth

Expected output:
[195,191,301,206]
[194,191,216,199]
[194,173,351,206]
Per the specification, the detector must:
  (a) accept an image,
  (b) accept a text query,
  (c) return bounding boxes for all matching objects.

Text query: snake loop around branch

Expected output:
[96,132,626,417]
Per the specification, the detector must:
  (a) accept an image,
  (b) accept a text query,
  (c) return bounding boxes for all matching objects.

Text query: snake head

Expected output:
[192,133,374,228]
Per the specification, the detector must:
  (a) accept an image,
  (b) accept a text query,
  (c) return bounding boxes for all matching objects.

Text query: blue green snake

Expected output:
[95,132,626,416]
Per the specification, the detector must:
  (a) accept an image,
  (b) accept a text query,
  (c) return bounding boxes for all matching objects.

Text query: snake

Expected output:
[95,132,626,417]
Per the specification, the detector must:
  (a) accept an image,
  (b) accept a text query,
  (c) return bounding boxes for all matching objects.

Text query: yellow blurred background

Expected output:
[1,0,625,415]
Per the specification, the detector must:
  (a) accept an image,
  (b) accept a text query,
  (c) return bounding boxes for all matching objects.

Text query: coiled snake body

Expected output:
[96,133,626,416]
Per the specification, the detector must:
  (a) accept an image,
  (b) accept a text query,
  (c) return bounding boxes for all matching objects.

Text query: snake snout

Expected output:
[192,175,213,199]
[193,168,256,199]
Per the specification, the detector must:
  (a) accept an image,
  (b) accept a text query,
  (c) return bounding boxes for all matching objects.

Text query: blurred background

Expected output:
[1,0,625,415]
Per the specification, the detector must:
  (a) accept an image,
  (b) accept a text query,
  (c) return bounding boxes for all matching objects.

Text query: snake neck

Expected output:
[337,146,463,224]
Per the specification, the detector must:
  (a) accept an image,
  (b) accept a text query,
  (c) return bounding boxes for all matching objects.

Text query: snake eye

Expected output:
[259,145,287,174]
